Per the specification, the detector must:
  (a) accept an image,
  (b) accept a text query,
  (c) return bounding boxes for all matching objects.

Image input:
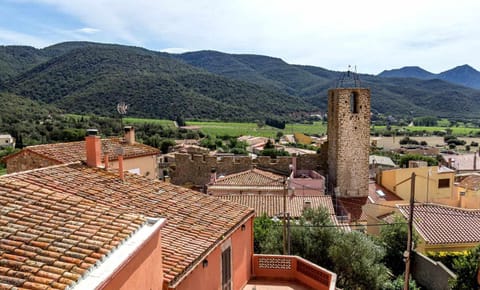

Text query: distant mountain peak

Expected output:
[378,66,434,80]
[445,64,478,73]
[378,64,480,89]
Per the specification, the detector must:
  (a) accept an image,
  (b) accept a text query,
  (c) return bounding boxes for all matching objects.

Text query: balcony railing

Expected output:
[251,254,336,290]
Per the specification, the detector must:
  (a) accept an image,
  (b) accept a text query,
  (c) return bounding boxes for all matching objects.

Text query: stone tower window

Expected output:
[350,92,359,113]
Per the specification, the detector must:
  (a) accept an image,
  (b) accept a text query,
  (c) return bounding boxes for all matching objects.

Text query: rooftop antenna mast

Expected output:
[336,65,361,88]
[116,101,128,130]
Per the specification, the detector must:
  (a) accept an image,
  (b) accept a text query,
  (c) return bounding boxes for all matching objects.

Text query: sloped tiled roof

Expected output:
[441,153,480,171]
[337,197,369,222]
[212,168,284,187]
[218,194,335,218]
[0,176,146,289]
[4,163,254,287]
[398,204,480,245]
[368,181,403,203]
[459,175,480,191]
[5,138,159,164]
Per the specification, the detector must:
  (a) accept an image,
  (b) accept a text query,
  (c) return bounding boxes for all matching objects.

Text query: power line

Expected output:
[336,197,480,220]
[271,222,407,229]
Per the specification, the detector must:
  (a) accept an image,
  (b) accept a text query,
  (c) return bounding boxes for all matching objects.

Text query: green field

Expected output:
[186,121,326,137]
[0,168,6,176]
[124,117,175,127]
[372,125,480,136]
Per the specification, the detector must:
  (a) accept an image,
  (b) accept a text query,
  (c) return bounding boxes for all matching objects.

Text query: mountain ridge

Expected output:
[1,41,480,121]
[378,64,480,89]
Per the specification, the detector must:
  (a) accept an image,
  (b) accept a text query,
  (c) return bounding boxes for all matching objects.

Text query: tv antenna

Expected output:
[117,101,128,129]
[336,65,361,88]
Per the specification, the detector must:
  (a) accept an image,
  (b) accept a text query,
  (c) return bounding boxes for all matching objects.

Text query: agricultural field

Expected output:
[186,121,326,137]
[374,136,480,151]
[372,125,480,136]
[124,117,175,127]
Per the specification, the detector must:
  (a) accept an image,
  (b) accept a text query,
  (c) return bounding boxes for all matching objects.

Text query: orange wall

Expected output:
[380,166,455,203]
[174,217,254,290]
[109,155,158,179]
[231,217,253,290]
[100,226,164,290]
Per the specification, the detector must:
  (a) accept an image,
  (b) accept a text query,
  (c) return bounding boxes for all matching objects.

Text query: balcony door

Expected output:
[221,246,231,290]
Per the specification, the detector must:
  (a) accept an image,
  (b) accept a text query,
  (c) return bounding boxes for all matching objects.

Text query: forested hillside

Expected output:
[1,41,480,122]
[177,50,480,117]
[2,43,311,121]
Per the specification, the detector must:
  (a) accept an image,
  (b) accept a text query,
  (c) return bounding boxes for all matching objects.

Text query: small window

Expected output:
[350,92,359,113]
[438,178,450,188]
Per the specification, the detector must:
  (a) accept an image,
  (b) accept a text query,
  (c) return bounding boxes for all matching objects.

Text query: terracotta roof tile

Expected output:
[0,177,146,289]
[3,163,254,287]
[13,138,160,164]
[398,204,480,245]
[211,168,284,188]
[459,175,480,191]
[218,194,336,219]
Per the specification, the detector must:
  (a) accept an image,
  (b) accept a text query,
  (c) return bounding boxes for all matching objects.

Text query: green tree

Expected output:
[329,231,390,290]
[259,149,290,158]
[253,214,282,254]
[264,139,274,149]
[378,214,418,276]
[399,154,438,167]
[253,207,394,289]
[450,245,480,290]
[383,274,421,290]
[160,139,175,154]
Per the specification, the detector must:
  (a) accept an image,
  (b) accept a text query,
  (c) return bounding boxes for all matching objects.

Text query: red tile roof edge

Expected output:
[1,161,83,178]
[169,211,255,288]
[88,218,167,289]
[397,203,480,245]
[3,138,159,163]
[1,148,64,164]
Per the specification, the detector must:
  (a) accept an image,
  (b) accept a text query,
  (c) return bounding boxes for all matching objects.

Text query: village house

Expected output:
[377,164,456,205]
[3,127,160,179]
[397,204,480,253]
[0,134,15,148]
[206,168,285,196]
[362,181,404,235]
[441,151,480,173]
[454,174,480,208]
[206,160,325,197]
[219,194,341,225]
[0,172,167,290]
[0,131,337,290]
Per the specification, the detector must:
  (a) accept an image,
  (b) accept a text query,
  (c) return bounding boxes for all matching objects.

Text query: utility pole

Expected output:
[404,172,416,290]
[287,213,291,255]
[283,176,287,255]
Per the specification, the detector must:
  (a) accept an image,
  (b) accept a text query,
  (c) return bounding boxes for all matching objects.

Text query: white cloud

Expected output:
[14,0,480,73]
[76,27,100,34]
[160,47,191,54]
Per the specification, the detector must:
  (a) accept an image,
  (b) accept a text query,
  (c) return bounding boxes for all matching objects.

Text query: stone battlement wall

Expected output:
[171,153,326,186]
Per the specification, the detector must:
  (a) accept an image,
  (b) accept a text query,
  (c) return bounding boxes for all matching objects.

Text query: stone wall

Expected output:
[327,88,370,196]
[412,251,456,290]
[6,150,59,174]
[171,153,326,186]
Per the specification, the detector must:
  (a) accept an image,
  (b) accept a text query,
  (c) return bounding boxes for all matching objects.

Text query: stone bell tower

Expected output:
[327,83,371,197]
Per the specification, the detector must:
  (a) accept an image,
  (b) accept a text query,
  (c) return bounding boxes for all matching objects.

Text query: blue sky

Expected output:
[1,0,479,74]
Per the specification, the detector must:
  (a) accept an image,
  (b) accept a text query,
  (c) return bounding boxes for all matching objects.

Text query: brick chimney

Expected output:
[85,129,102,168]
[124,126,135,145]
